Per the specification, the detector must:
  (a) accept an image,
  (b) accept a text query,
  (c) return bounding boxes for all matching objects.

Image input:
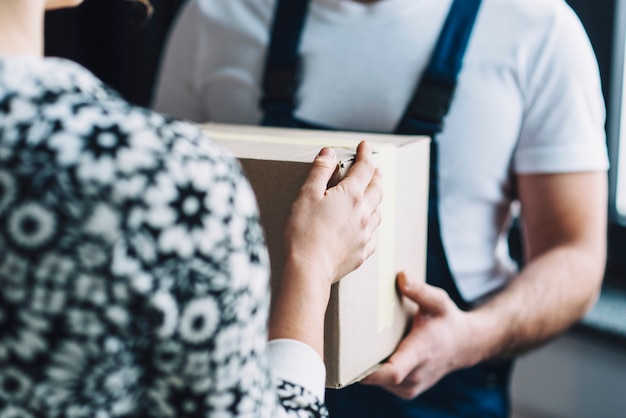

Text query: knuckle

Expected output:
[315,157,335,171]
[431,286,449,301]
[352,191,364,207]
[354,251,367,269]
[397,389,416,401]
[297,182,317,199]
[406,373,420,386]
[403,388,421,400]
[373,209,382,227]
[359,213,369,229]
[388,370,405,386]
[376,183,383,201]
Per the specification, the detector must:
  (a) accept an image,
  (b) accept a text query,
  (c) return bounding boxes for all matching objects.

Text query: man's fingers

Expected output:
[361,335,420,387]
[361,362,405,387]
[397,272,450,315]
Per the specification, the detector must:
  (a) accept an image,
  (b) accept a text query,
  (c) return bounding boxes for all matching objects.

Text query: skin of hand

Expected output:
[362,170,607,400]
[361,272,477,399]
[269,141,384,358]
[284,141,383,285]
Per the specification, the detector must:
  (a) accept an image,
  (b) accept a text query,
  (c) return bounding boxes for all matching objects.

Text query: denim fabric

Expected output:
[325,361,513,418]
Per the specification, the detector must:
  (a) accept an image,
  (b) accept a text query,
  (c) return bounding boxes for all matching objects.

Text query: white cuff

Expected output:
[267,339,326,401]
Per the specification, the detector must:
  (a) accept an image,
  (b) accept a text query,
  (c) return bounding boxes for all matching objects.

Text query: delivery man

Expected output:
[152,0,609,415]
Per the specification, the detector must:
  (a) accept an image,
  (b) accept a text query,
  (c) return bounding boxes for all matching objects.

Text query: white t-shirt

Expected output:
[153,0,609,303]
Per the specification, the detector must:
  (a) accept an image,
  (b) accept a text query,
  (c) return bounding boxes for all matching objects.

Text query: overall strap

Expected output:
[397,0,482,311]
[259,0,311,127]
[395,0,482,136]
[260,0,482,310]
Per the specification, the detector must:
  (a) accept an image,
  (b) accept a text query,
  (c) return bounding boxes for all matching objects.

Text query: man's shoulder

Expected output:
[482,0,575,27]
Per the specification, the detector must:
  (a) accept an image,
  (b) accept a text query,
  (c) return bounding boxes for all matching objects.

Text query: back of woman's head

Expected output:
[126,0,154,24]
[130,0,153,14]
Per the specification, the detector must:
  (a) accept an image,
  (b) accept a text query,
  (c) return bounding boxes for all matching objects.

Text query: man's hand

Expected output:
[363,170,607,400]
[361,272,482,399]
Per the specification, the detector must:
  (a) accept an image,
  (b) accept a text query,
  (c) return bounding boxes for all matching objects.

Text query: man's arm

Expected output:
[362,171,607,399]
[471,171,607,358]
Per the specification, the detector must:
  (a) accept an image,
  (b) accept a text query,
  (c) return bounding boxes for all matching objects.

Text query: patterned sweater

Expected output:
[0,56,327,418]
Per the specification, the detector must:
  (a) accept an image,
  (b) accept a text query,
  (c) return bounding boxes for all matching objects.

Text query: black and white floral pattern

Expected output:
[0,56,328,418]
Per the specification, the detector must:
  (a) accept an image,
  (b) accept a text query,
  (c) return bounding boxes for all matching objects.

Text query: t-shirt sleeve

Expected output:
[514,3,609,174]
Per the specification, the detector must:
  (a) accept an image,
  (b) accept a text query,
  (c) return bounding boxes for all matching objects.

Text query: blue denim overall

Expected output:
[260,0,513,416]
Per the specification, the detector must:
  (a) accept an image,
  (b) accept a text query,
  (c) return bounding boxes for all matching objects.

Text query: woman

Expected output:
[0,0,382,417]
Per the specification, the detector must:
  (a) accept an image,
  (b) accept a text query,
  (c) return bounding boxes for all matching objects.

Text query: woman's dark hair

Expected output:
[126,0,154,25]
[133,0,154,15]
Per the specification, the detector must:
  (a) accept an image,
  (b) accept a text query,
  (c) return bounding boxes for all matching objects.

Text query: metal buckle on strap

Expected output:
[406,76,455,125]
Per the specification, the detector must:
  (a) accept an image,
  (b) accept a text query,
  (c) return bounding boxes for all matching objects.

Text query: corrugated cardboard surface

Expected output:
[200,123,430,388]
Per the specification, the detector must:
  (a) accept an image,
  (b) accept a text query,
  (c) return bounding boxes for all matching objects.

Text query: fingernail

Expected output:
[398,271,411,288]
[318,147,334,158]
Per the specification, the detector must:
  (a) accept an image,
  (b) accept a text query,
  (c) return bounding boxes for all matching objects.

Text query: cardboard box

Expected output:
[200,123,430,388]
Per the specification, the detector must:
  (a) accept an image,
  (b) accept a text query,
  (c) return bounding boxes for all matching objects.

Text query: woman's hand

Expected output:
[269,141,383,358]
[284,141,383,286]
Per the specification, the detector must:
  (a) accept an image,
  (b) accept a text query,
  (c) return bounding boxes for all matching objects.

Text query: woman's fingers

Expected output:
[338,141,377,194]
[302,147,339,196]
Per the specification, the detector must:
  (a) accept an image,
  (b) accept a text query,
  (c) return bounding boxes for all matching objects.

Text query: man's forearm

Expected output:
[465,171,609,363]
[468,242,605,362]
